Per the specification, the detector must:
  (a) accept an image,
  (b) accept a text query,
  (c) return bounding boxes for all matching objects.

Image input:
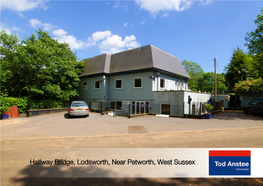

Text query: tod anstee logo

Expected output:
[209,150,251,176]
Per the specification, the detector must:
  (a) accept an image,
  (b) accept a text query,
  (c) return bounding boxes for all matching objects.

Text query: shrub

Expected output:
[0,97,28,113]
[0,106,10,114]
[204,104,214,113]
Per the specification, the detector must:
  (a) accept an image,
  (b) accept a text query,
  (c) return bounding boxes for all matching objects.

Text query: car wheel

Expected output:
[244,108,248,114]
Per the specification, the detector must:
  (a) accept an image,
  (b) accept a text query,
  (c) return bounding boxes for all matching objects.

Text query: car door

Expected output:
[247,99,260,113]
[257,99,263,115]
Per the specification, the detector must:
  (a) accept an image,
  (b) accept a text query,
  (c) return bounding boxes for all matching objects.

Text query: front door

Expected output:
[132,101,149,115]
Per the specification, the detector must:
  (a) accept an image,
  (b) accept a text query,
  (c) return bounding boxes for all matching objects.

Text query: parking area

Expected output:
[1,111,263,140]
[1,111,263,186]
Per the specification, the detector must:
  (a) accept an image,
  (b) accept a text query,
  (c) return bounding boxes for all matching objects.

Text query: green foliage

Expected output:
[0,29,84,101]
[182,60,227,93]
[0,106,10,114]
[182,60,204,92]
[225,47,254,93]
[0,97,28,113]
[245,8,263,75]
[204,104,214,113]
[227,8,263,96]
[234,78,263,96]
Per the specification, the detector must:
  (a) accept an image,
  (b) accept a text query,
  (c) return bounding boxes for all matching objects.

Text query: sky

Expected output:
[1,0,262,73]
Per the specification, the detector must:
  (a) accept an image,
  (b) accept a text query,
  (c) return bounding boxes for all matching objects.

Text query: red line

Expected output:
[209,150,251,157]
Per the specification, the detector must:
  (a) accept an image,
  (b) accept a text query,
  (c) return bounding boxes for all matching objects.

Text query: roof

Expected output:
[81,45,190,79]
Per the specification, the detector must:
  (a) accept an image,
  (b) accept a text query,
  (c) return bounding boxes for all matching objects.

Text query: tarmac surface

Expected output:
[1,111,263,185]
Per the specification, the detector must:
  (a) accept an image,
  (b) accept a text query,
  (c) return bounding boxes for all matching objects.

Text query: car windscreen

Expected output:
[72,103,87,107]
[249,99,260,105]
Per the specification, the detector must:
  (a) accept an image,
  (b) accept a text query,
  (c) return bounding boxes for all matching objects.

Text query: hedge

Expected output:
[0,97,28,113]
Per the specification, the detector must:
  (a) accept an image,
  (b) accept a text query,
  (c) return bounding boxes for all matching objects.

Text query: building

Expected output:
[76,45,211,116]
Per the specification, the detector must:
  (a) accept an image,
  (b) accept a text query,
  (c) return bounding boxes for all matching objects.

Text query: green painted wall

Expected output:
[76,71,154,101]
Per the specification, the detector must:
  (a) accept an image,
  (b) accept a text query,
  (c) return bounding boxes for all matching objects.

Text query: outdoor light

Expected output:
[149,76,155,80]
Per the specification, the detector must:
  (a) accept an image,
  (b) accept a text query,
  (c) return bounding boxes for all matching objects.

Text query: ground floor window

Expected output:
[161,104,171,115]
[110,101,122,110]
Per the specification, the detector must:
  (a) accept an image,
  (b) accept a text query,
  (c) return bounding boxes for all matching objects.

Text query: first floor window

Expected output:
[95,80,100,89]
[134,77,142,88]
[82,81,87,90]
[115,79,122,89]
[160,79,165,88]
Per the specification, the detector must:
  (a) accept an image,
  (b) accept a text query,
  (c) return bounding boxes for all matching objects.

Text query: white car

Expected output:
[68,101,89,117]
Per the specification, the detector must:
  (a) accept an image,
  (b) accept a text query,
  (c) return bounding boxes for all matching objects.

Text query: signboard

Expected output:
[123,101,130,105]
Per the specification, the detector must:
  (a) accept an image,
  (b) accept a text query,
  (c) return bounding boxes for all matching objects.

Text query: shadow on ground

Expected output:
[212,112,263,121]
[64,113,89,119]
[11,165,263,186]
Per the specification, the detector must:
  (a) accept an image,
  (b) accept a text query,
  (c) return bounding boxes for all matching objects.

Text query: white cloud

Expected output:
[99,34,140,54]
[113,1,128,10]
[91,30,112,42]
[135,0,211,15]
[0,23,22,35]
[52,29,84,50]
[27,19,140,53]
[162,13,169,17]
[200,0,212,5]
[1,0,48,12]
[55,34,84,50]
[124,22,128,27]
[140,21,146,24]
[29,19,42,28]
[52,29,67,37]
[28,19,57,31]
[42,23,56,31]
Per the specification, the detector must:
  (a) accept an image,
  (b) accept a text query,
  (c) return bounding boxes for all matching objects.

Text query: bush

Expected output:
[0,106,10,114]
[0,97,28,113]
[204,104,214,113]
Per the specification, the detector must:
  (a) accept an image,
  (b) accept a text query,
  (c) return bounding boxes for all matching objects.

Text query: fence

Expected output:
[83,101,131,118]
[26,100,70,117]
[27,100,70,110]
[76,101,224,118]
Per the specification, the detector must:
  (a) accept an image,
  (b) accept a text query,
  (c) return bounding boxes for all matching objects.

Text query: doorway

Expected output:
[132,101,149,115]
[161,104,171,115]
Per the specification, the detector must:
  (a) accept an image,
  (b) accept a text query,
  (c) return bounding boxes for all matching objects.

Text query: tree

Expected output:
[199,72,227,93]
[233,8,263,95]
[245,8,263,75]
[0,31,21,97]
[234,78,263,96]
[225,47,254,93]
[0,29,85,100]
[182,60,204,92]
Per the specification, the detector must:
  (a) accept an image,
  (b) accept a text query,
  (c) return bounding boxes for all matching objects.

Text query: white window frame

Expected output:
[115,79,122,89]
[94,80,100,89]
[160,78,165,89]
[82,81,87,90]
[182,82,185,90]
[133,77,142,89]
